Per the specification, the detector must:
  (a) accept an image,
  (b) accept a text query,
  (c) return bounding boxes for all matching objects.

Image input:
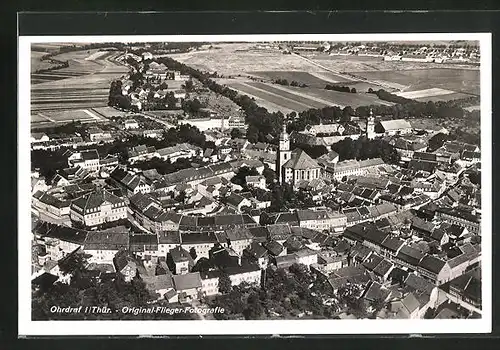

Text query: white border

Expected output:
[18,33,492,336]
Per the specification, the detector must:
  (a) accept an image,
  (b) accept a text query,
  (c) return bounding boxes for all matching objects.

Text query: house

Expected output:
[445,268,481,311]
[88,127,112,142]
[129,233,159,259]
[376,119,412,136]
[172,272,203,301]
[83,230,129,264]
[141,268,176,301]
[390,293,421,319]
[127,145,158,163]
[157,231,182,257]
[393,245,425,270]
[226,264,262,287]
[180,232,218,260]
[113,250,137,282]
[294,248,318,267]
[224,192,252,213]
[436,207,480,234]
[67,149,100,172]
[110,168,152,196]
[200,270,221,297]
[264,240,287,257]
[70,189,127,227]
[393,138,427,161]
[246,175,266,190]
[325,158,385,181]
[327,265,372,293]
[124,119,139,130]
[32,191,71,218]
[223,227,254,256]
[168,246,194,275]
[417,254,451,285]
[297,209,347,233]
[243,242,269,269]
[157,143,200,162]
[31,132,50,143]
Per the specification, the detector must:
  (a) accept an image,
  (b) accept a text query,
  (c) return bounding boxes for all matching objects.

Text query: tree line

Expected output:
[325,84,356,93]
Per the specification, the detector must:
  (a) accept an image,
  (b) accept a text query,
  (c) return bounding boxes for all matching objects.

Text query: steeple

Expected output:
[277,120,291,184]
[366,108,375,139]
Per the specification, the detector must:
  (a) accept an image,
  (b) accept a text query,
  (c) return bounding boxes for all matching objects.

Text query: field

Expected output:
[31,108,107,127]
[350,68,480,96]
[250,71,351,87]
[226,80,394,112]
[31,52,56,73]
[169,43,326,76]
[31,49,128,113]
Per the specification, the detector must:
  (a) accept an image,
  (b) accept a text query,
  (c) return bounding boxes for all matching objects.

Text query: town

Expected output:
[30,41,482,321]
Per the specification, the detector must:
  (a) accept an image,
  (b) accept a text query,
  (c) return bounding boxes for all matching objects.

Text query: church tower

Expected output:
[277,123,291,184]
[366,108,375,140]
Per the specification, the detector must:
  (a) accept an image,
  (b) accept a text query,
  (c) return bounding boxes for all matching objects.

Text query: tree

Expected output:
[192,257,213,273]
[230,128,243,139]
[189,247,198,260]
[58,251,88,277]
[231,166,259,187]
[350,87,357,93]
[218,272,232,294]
[262,164,276,185]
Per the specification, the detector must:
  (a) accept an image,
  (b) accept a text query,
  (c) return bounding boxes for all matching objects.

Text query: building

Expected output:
[124,119,139,130]
[88,127,113,142]
[436,208,480,234]
[110,168,151,195]
[127,145,158,163]
[366,109,376,139]
[227,264,262,287]
[325,158,385,181]
[180,232,218,260]
[157,143,200,162]
[376,119,413,136]
[227,116,246,129]
[276,124,292,184]
[297,209,347,233]
[32,191,71,218]
[83,230,129,264]
[67,149,100,172]
[168,246,194,275]
[70,189,127,227]
[31,132,50,143]
[113,250,137,282]
[246,175,266,190]
[172,272,202,301]
[282,149,322,187]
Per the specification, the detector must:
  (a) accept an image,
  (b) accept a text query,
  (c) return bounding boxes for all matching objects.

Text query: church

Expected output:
[276,124,323,186]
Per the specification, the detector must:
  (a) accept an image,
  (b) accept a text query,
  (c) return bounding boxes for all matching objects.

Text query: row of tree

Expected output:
[325,84,356,93]
[273,78,308,88]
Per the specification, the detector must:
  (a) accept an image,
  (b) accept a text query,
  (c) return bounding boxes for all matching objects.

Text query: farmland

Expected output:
[31,108,107,128]
[250,71,351,87]
[350,68,480,96]
[226,80,395,113]
[31,48,128,113]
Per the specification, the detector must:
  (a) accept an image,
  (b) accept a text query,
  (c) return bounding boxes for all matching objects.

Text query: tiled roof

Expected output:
[283,149,320,170]
[172,272,202,291]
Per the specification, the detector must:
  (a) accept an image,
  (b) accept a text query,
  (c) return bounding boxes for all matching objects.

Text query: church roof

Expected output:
[283,149,320,170]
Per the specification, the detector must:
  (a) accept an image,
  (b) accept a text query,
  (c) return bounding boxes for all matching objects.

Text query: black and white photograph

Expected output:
[18,33,492,335]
